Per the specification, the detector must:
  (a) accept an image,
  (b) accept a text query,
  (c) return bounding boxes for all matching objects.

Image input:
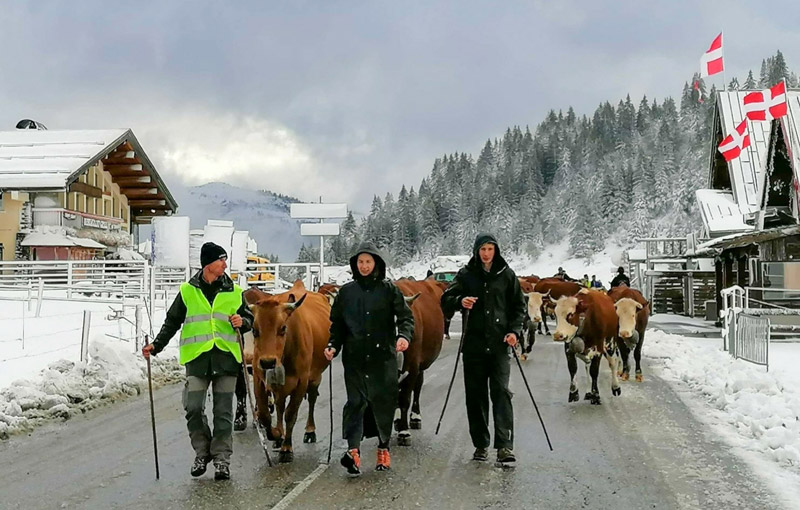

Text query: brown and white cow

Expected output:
[607,286,650,382]
[392,278,445,445]
[552,289,620,405]
[523,278,583,343]
[249,281,331,462]
[517,276,539,360]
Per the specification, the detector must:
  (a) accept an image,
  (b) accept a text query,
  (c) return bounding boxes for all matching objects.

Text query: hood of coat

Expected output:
[467,233,508,274]
[349,242,388,281]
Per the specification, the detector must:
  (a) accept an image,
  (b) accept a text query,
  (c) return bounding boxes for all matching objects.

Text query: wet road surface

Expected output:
[0,318,787,509]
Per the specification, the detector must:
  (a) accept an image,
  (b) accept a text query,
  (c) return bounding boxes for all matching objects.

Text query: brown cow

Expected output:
[607,286,650,382]
[553,289,620,405]
[250,280,331,462]
[392,278,445,445]
[317,283,340,305]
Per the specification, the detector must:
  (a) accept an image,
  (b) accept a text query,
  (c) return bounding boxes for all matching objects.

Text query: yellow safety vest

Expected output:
[178,282,243,365]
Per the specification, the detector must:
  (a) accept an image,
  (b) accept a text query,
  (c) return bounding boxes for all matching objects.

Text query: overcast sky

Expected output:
[2,1,799,211]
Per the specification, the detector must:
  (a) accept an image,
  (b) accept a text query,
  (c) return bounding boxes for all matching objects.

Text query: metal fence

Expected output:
[0,260,148,297]
[733,314,770,370]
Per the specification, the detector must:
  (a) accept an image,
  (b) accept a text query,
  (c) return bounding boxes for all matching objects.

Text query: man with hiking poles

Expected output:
[441,233,526,466]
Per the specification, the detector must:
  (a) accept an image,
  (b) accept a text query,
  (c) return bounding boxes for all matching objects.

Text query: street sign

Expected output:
[290,203,348,219]
[300,223,341,236]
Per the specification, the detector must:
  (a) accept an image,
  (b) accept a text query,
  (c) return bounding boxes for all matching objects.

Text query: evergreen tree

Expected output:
[743,70,757,89]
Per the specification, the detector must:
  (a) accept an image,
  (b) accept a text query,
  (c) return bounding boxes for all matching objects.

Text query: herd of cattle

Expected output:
[239,272,649,463]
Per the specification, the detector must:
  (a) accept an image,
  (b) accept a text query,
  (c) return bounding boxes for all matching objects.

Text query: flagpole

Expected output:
[721,29,726,90]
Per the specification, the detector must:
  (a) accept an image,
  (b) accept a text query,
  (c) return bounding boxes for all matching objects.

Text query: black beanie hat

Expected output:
[201,242,227,268]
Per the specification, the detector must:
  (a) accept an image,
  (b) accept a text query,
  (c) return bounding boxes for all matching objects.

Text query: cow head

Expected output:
[614,297,642,349]
[523,290,549,323]
[553,296,586,342]
[250,293,307,382]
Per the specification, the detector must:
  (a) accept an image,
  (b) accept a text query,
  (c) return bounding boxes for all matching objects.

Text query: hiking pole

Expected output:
[143,335,160,480]
[327,358,333,465]
[236,328,273,467]
[435,309,469,435]
[510,345,553,452]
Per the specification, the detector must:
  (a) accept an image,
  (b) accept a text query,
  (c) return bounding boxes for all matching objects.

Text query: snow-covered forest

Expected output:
[299,52,796,265]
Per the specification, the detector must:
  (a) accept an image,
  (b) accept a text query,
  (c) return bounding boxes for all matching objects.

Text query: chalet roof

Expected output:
[695,189,753,237]
[0,128,178,222]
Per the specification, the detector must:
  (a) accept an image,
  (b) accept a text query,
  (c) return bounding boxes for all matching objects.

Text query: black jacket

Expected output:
[610,273,631,288]
[151,270,253,377]
[441,233,525,356]
[328,243,414,367]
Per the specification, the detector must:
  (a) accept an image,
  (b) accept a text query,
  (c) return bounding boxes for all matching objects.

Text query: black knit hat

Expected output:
[201,242,227,268]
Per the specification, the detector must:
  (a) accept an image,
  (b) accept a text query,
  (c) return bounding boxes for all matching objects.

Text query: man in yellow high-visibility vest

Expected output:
[143,242,253,481]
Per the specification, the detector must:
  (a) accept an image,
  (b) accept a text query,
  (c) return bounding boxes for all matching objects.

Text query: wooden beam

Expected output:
[114,176,152,187]
[129,199,166,208]
[103,157,139,165]
[104,164,143,172]
[69,181,103,198]
[121,188,161,199]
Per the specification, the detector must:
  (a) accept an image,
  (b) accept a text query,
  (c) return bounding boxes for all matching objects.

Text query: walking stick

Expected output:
[327,359,333,465]
[510,345,553,451]
[435,309,469,435]
[143,335,160,480]
[236,328,273,467]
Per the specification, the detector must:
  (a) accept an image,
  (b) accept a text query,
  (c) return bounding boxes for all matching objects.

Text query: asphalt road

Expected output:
[0,318,787,510]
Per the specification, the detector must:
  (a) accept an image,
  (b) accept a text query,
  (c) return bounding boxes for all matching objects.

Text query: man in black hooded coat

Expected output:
[441,233,525,466]
[325,243,414,475]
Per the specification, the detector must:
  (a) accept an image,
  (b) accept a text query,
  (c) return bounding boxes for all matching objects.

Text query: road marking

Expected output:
[270,463,329,510]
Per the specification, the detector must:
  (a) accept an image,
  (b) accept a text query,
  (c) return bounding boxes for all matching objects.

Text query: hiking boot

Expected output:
[214,462,231,481]
[497,448,516,465]
[190,456,211,477]
[472,447,489,461]
[340,448,361,476]
[234,399,247,431]
[376,448,391,471]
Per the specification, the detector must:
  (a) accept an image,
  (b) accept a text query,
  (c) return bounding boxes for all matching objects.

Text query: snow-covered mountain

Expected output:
[171,182,303,261]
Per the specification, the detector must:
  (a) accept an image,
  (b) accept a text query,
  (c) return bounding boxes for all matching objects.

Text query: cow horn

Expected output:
[404,293,421,305]
[285,293,307,312]
[523,292,531,298]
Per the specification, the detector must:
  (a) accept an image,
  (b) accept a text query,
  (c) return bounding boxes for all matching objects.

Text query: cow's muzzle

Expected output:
[621,330,639,349]
[264,365,286,387]
[259,358,277,370]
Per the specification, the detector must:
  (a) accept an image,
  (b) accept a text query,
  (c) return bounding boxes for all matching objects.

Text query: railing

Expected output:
[241,263,321,291]
[0,260,147,296]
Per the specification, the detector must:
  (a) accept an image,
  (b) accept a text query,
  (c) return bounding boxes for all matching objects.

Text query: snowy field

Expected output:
[0,292,182,438]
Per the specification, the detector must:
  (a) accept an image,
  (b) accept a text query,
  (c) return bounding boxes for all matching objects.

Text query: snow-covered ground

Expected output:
[0,293,181,439]
[646,327,800,505]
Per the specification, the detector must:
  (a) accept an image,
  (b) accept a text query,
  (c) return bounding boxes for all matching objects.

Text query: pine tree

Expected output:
[743,70,757,89]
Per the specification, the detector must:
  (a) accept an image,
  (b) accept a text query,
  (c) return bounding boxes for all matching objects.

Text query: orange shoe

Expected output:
[341,448,361,476]
[376,448,391,471]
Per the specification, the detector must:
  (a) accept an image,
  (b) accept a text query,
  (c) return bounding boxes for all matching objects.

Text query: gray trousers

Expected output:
[182,375,237,464]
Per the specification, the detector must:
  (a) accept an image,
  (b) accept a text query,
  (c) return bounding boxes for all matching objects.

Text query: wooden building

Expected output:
[0,127,178,260]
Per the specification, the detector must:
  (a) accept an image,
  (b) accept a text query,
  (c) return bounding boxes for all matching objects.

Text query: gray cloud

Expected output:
[2,1,799,210]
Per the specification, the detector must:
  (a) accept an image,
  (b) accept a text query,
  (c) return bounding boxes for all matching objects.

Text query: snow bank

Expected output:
[0,335,181,439]
[646,329,800,487]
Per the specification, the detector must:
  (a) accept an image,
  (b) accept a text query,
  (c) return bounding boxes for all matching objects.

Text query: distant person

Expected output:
[591,275,603,289]
[142,242,253,481]
[610,267,631,288]
[554,267,576,282]
[581,274,591,288]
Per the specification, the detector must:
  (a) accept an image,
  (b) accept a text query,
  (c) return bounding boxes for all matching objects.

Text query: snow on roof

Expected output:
[0,129,128,190]
[627,248,647,261]
[20,232,105,248]
[695,188,754,236]
[715,92,774,215]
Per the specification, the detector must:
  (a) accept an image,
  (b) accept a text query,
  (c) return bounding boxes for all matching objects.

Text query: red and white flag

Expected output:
[743,80,788,121]
[718,119,750,161]
[700,33,724,77]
